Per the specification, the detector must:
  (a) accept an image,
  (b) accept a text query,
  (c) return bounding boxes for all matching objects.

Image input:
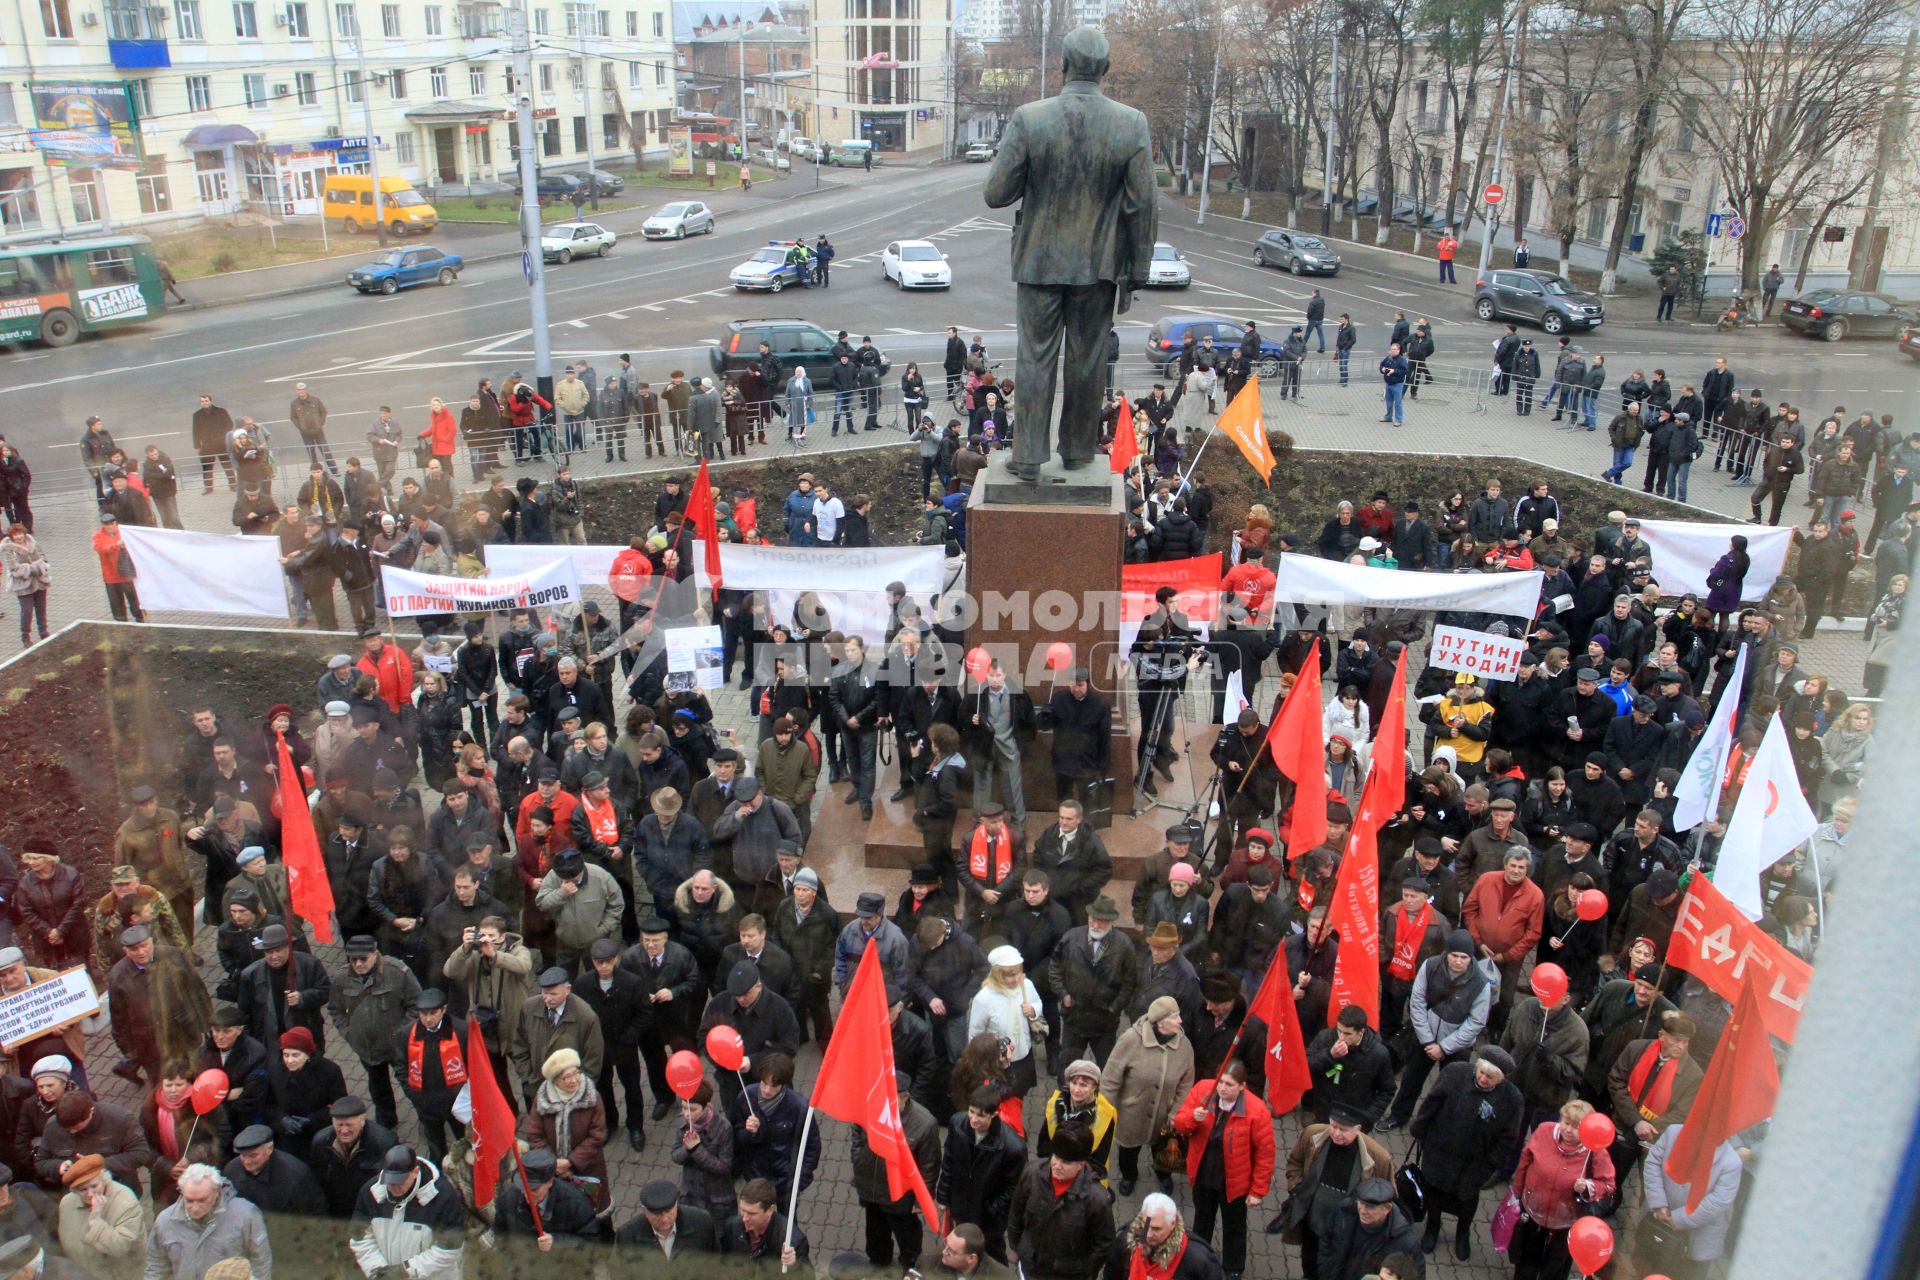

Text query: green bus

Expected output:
[0,234,169,347]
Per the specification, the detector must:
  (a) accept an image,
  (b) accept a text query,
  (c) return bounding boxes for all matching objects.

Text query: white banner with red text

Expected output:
[1428,624,1528,682]
[382,558,583,617]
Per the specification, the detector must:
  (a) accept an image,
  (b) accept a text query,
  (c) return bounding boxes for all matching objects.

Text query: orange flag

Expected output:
[1110,395,1139,475]
[1242,938,1313,1115]
[275,731,334,943]
[1265,639,1326,859]
[1215,375,1276,482]
[808,942,940,1226]
[1663,971,1780,1212]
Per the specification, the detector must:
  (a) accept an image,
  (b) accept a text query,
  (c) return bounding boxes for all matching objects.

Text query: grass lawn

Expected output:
[622,164,782,190]
[152,230,359,279]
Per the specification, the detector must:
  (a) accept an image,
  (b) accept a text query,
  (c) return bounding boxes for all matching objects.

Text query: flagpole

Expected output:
[1175,428,1217,494]
[509,1145,544,1237]
[780,1106,816,1273]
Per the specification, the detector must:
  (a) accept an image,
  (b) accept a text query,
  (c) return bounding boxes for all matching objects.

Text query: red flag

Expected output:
[808,942,940,1226]
[1242,941,1313,1115]
[1265,639,1325,859]
[1324,772,1384,1027]
[1663,971,1780,1212]
[1667,875,1812,1044]
[1368,648,1409,811]
[1109,396,1139,475]
[686,457,724,600]
[465,1012,522,1211]
[275,731,335,944]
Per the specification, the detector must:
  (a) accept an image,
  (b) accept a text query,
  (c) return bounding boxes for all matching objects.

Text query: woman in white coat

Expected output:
[966,944,1045,1105]
[1641,1122,1743,1280]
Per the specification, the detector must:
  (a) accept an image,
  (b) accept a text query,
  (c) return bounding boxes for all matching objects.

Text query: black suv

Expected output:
[708,319,893,382]
[1473,268,1605,334]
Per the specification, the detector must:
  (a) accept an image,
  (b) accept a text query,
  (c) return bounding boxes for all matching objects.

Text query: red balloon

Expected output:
[1045,641,1074,671]
[706,1024,747,1073]
[1576,888,1609,922]
[964,646,992,680]
[190,1068,230,1116]
[1530,962,1569,1009]
[1578,1111,1616,1152]
[665,1050,705,1100]
[1566,1216,1614,1275]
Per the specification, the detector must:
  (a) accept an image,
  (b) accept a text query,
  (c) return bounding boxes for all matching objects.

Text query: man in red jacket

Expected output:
[1171,1060,1274,1280]
[356,629,416,717]
[1462,847,1545,1037]
[93,513,145,622]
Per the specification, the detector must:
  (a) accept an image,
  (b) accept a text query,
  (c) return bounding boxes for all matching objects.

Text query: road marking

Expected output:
[699,338,720,345]
[564,319,590,329]
[606,311,628,320]
[1367,284,1420,299]
[886,327,918,334]
[460,280,488,288]
[639,303,666,311]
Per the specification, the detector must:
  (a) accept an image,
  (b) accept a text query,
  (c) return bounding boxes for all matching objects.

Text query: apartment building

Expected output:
[674,12,812,139]
[808,0,952,153]
[0,0,675,236]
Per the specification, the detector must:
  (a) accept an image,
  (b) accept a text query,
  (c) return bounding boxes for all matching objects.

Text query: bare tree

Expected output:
[1511,14,1623,273]
[1591,0,1693,294]
[1350,0,1422,243]
[1417,0,1507,226]
[1678,0,1904,289]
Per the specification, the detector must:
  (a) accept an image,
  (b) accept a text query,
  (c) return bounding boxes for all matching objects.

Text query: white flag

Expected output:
[1221,670,1246,725]
[1713,715,1819,920]
[1672,645,1746,831]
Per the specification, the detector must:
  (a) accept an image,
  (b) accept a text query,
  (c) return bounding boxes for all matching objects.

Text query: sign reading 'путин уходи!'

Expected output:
[1428,624,1527,682]
[0,968,100,1052]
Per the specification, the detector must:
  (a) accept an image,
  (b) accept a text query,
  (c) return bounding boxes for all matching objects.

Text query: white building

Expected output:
[0,0,676,236]
[808,0,953,153]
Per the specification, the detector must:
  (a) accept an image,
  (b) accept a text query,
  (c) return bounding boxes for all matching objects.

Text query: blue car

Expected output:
[347,244,463,294]
[1144,314,1285,377]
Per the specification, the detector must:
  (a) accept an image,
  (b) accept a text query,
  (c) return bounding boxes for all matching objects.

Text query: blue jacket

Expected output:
[784,488,816,545]
[1380,354,1409,386]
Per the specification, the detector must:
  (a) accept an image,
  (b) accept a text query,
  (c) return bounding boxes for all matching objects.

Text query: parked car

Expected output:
[1143,314,1283,378]
[709,318,891,383]
[642,201,716,239]
[1473,268,1606,334]
[1145,241,1191,288]
[1902,324,1920,361]
[540,222,616,263]
[346,245,463,294]
[581,168,626,196]
[1780,289,1919,342]
[1252,228,1341,275]
[756,147,792,172]
[730,242,810,291]
[511,172,586,200]
[788,136,819,161]
[964,140,996,162]
[881,239,953,289]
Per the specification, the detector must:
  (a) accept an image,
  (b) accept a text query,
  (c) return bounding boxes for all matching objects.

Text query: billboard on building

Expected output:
[667,125,694,176]
[28,81,142,168]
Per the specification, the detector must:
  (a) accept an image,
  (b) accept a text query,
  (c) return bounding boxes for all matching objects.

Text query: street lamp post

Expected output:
[1195,24,1222,225]
[1472,1,1525,287]
[570,1,599,211]
[509,0,554,409]
[1322,24,1338,236]
[351,3,389,247]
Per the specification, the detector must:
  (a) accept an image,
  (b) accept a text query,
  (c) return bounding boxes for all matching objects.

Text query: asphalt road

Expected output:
[5,161,1915,493]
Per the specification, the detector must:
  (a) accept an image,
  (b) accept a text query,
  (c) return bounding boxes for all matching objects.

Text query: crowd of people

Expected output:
[0,312,1896,1280]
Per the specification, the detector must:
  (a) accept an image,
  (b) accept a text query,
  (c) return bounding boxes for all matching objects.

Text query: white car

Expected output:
[756,147,792,172]
[964,140,996,162]
[1145,241,1191,287]
[540,222,616,263]
[642,201,716,239]
[788,136,818,161]
[881,239,953,290]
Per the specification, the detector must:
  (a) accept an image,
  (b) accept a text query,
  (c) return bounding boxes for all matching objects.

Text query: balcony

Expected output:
[107,4,171,65]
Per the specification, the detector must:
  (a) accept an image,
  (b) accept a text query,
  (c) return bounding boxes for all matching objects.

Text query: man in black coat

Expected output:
[887,984,945,1116]
[698,960,800,1113]
[944,327,969,404]
[1030,802,1113,925]
[395,990,468,1161]
[939,1085,1029,1261]
[492,1147,600,1250]
[1006,1126,1116,1280]
[1313,1179,1424,1280]
[224,1123,326,1256]
[1049,899,1139,1072]
[576,936,652,1147]
[718,1176,811,1270]
[621,918,704,1121]
[614,1178,720,1264]
[237,923,332,1058]
[1047,670,1112,809]
[1303,1007,1397,1126]
[306,1096,396,1218]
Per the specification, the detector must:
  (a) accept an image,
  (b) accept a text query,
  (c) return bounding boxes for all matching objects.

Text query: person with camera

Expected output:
[1131,591,1201,797]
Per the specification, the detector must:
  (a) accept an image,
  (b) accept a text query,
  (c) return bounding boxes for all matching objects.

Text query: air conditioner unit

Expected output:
[324,124,342,137]
[148,5,169,19]
[274,10,289,24]
[275,83,291,96]
[80,11,100,24]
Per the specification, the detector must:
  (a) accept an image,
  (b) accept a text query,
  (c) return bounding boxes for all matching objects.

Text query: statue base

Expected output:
[970,451,1122,507]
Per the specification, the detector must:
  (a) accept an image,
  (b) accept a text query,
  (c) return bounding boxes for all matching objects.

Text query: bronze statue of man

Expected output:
[985,25,1156,483]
